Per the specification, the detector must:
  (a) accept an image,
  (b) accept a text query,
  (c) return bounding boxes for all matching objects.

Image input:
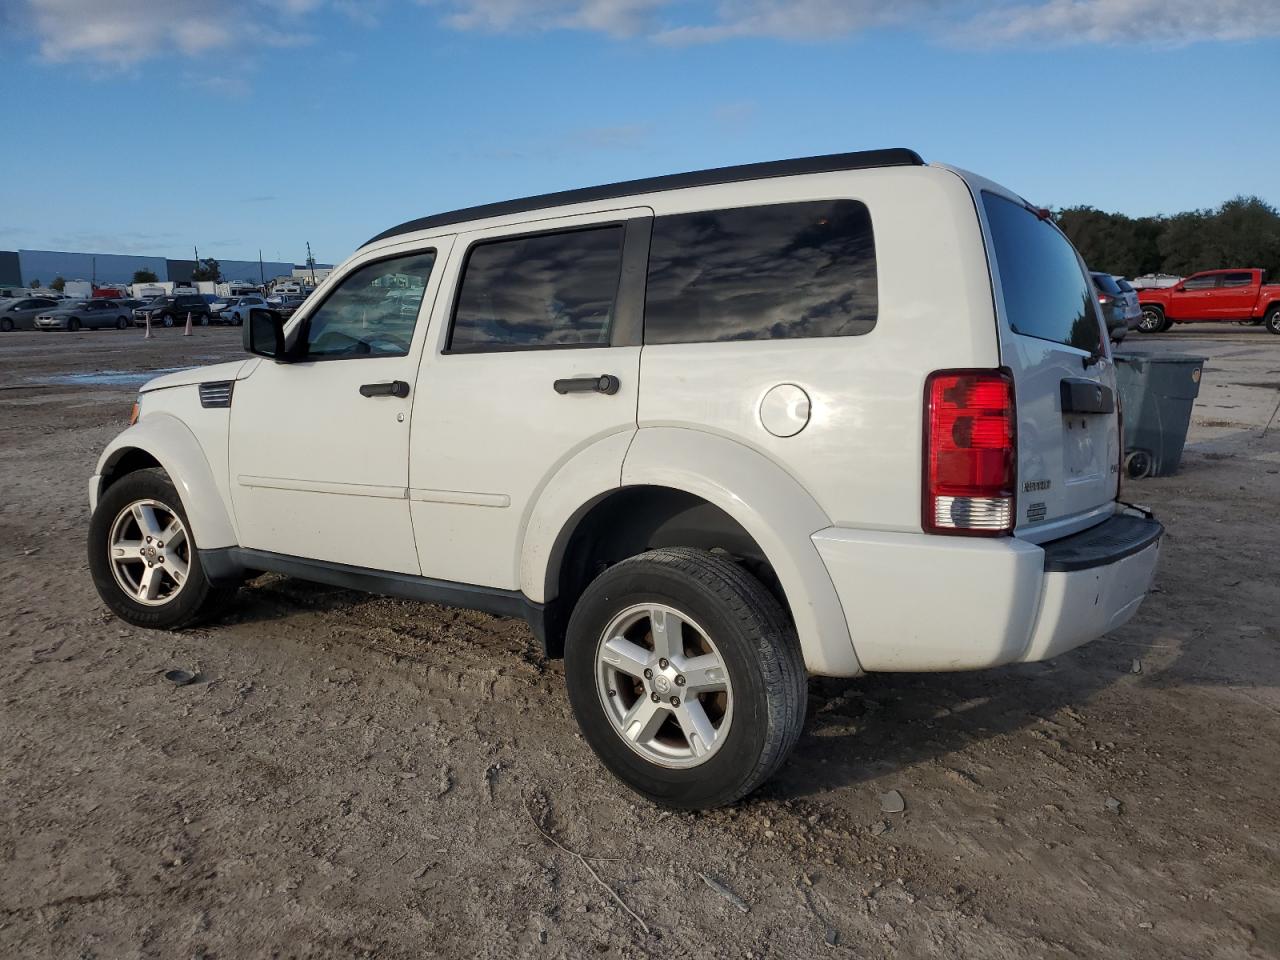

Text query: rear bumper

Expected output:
[812,508,1162,673]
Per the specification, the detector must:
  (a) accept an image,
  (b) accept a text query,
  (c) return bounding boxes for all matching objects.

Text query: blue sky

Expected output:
[2,0,1277,266]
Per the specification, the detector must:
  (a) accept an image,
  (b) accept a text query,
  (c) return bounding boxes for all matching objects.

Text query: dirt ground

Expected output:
[1,324,1277,960]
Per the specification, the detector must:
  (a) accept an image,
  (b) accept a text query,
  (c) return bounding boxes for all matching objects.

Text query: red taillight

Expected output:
[923,370,1016,536]
[1098,294,1111,304]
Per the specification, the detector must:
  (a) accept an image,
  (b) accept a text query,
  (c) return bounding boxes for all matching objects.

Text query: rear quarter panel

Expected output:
[636,165,1000,532]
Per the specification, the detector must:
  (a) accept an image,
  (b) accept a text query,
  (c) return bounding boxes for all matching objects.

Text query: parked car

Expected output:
[1112,277,1142,330]
[35,298,133,331]
[139,294,212,328]
[86,149,1162,809]
[0,296,60,331]
[271,294,309,318]
[1090,272,1129,343]
[132,296,166,326]
[219,295,269,326]
[1137,268,1280,333]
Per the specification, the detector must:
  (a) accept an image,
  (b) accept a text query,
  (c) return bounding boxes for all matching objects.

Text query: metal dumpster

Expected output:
[1112,353,1206,478]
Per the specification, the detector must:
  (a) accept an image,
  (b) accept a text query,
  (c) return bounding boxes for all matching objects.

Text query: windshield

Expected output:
[983,191,1104,355]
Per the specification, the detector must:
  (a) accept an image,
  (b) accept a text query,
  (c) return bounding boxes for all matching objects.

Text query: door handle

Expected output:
[359,380,410,398]
[553,374,620,396]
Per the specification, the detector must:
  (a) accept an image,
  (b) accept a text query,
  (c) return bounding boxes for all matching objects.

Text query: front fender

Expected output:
[90,414,238,550]
[622,427,860,677]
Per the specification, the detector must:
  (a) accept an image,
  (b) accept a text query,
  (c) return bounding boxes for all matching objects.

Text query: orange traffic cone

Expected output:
[184,311,193,337]
[144,313,154,340]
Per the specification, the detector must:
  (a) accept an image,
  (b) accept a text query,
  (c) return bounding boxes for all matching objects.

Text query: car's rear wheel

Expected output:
[88,468,238,630]
[116,316,129,329]
[68,318,81,332]
[162,314,174,328]
[231,312,242,325]
[1265,306,1280,335]
[564,547,807,809]
[1137,307,1164,333]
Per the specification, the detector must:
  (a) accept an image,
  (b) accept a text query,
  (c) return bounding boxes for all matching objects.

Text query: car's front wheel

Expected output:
[116,316,129,329]
[1265,306,1280,335]
[67,318,81,332]
[565,547,807,809]
[88,468,238,630]
[0,318,12,332]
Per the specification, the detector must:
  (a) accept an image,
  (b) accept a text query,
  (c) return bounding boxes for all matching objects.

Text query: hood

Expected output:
[140,357,261,394]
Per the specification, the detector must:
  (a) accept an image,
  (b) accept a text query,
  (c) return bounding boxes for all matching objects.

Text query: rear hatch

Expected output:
[976,188,1119,542]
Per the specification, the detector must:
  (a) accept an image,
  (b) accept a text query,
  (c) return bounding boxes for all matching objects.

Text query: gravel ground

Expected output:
[1,325,1277,959]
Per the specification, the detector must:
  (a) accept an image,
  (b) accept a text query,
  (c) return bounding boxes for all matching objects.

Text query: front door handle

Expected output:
[553,374,620,396]
[359,380,410,398]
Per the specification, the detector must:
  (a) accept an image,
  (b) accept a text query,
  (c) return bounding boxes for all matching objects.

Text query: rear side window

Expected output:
[982,192,1102,354]
[1222,272,1253,287]
[449,226,624,352]
[644,200,877,344]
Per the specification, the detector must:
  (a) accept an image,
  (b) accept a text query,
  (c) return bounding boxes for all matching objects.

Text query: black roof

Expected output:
[364,147,924,246]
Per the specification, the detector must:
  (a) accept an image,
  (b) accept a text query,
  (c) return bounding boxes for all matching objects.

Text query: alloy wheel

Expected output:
[107,498,191,606]
[595,603,733,768]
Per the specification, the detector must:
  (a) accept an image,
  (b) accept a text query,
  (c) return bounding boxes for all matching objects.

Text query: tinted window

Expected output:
[1221,272,1253,288]
[302,250,435,359]
[983,192,1102,354]
[1116,279,1134,293]
[449,226,623,352]
[1092,274,1123,295]
[1182,275,1219,290]
[644,200,877,344]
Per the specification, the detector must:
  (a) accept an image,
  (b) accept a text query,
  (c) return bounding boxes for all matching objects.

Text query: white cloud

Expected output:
[430,0,1280,46]
[20,0,348,66]
[14,0,1280,69]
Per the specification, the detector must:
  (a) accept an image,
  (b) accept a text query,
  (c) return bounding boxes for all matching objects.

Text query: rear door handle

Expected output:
[553,374,620,396]
[359,380,410,398]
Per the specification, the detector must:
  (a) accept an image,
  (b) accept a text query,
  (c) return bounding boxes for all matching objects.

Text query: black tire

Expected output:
[1137,306,1164,333]
[0,318,12,332]
[231,312,242,326]
[68,318,81,332]
[162,314,174,328]
[199,314,209,326]
[1124,450,1154,480]
[564,547,807,809]
[116,316,129,329]
[88,468,238,630]
[1265,306,1280,335]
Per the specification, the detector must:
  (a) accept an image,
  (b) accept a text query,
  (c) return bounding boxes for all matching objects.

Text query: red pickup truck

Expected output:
[1137,268,1280,334]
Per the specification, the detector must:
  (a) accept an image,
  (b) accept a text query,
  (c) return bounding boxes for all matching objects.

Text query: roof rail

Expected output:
[363,147,924,246]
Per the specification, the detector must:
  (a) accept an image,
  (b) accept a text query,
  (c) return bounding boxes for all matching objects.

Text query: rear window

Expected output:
[983,192,1102,355]
[644,200,877,344]
[1092,274,1122,295]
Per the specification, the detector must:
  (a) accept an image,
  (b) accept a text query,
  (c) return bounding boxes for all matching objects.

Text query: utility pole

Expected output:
[258,249,264,287]
[193,245,199,282]
[91,256,96,288]
[306,241,316,286]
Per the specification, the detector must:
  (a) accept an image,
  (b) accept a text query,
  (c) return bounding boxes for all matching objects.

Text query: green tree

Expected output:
[28,278,40,289]
[50,276,65,292]
[191,258,221,282]
[132,268,159,283]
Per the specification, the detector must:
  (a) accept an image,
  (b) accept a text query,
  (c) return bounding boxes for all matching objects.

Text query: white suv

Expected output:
[87,149,1163,809]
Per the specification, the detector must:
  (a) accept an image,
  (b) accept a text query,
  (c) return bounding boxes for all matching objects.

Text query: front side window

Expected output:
[644,200,877,344]
[449,226,624,352]
[983,192,1103,354]
[302,250,436,359]
[1182,274,1219,290]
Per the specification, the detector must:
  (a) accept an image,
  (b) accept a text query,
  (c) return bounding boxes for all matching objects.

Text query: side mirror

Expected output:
[1173,284,1185,292]
[244,308,287,359]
